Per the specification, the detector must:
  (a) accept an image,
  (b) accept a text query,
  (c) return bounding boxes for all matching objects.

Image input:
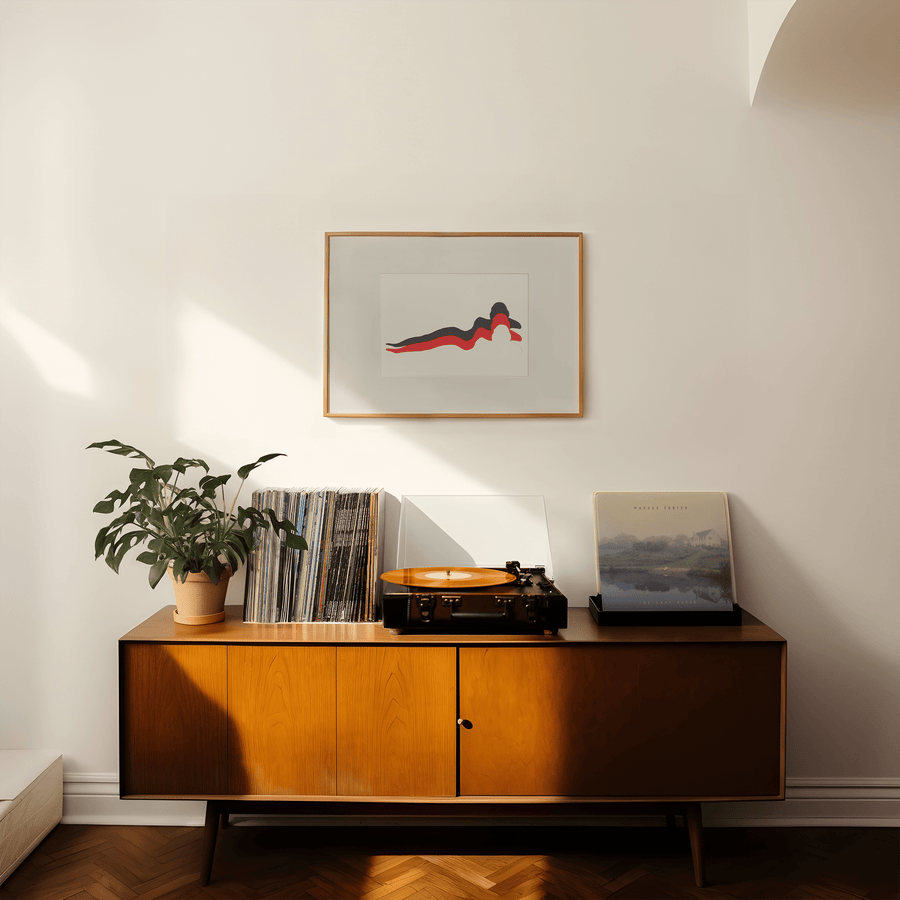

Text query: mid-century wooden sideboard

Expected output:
[119,607,786,887]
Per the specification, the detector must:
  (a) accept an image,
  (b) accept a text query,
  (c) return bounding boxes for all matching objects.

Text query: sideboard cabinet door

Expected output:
[336,646,456,797]
[460,643,784,799]
[120,643,227,796]
[228,646,337,796]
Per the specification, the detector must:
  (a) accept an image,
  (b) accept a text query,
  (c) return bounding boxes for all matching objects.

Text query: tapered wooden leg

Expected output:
[684,802,706,888]
[200,801,222,886]
[220,812,231,830]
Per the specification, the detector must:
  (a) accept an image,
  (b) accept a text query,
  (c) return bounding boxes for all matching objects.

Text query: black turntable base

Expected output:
[380,561,567,634]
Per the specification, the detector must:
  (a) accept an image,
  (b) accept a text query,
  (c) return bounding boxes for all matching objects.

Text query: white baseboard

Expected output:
[62,775,206,826]
[62,775,900,828]
[702,777,900,827]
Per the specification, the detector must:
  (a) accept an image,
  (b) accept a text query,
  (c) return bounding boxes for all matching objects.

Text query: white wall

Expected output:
[1,0,897,824]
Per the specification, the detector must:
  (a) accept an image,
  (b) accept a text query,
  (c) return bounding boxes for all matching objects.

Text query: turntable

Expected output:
[380,495,568,634]
[381,560,567,634]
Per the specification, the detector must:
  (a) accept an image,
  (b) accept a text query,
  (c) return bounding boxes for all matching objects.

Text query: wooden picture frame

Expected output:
[324,232,583,417]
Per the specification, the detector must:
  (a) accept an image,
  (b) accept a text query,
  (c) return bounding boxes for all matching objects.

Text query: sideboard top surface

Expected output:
[120,606,785,645]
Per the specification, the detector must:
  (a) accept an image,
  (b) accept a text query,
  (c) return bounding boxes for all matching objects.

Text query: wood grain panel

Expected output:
[633,642,784,798]
[337,646,456,797]
[120,643,227,795]
[460,643,784,798]
[227,646,336,795]
[459,645,638,797]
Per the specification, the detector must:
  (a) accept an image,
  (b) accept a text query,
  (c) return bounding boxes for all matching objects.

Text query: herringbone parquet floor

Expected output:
[0,823,896,900]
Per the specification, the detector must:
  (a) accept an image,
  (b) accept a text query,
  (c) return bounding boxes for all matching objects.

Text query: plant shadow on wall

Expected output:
[88,440,306,620]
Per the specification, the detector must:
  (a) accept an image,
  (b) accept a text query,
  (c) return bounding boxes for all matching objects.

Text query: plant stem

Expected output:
[219,484,228,543]
[229,478,246,516]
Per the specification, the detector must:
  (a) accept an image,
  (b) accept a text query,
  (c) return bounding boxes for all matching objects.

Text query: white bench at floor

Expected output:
[0,751,63,886]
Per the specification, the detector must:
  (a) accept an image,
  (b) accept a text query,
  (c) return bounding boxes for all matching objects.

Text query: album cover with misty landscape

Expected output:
[593,492,737,613]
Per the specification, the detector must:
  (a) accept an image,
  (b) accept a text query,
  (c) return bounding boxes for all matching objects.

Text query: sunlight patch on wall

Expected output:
[172,300,534,511]
[0,296,95,397]
[174,296,318,455]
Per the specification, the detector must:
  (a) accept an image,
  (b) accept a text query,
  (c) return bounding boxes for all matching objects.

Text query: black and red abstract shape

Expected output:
[385,302,522,354]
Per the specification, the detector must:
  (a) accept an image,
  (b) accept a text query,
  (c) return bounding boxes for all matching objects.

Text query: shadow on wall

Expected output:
[757,0,900,113]
[728,496,900,777]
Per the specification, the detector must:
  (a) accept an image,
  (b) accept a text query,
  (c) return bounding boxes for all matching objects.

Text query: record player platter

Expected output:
[380,567,516,589]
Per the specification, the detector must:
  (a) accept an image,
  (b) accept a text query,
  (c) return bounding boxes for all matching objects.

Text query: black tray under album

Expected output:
[589,595,743,627]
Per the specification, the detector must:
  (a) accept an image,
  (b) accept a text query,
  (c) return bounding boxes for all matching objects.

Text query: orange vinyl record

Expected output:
[380,567,516,589]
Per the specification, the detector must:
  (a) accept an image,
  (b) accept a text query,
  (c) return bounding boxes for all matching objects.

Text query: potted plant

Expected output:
[89,439,307,624]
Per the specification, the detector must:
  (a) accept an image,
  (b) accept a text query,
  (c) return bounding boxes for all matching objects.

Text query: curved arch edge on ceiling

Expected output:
[748,0,798,105]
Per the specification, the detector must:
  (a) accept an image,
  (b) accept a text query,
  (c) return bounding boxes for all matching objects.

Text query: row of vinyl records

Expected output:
[242,488,384,623]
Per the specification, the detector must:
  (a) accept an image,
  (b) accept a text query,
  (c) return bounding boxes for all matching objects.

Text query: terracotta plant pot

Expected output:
[170,566,232,625]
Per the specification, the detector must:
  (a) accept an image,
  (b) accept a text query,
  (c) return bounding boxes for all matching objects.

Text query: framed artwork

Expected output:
[593,492,738,614]
[324,232,583,417]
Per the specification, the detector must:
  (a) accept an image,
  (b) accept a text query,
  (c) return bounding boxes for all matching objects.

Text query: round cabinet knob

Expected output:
[457,719,473,729]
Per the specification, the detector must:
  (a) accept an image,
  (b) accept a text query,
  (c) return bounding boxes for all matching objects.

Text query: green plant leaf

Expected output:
[106,538,130,574]
[284,533,308,551]
[94,524,113,558]
[226,531,254,556]
[109,530,148,570]
[223,547,243,572]
[93,488,132,515]
[198,474,230,499]
[149,559,169,589]
[172,457,209,474]
[100,520,130,546]
[183,522,214,539]
[87,440,155,465]
[129,467,151,485]
[237,452,285,480]
[150,465,174,484]
[264,507,296,533]
[236,507,264,529]
[208,558,226,584]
